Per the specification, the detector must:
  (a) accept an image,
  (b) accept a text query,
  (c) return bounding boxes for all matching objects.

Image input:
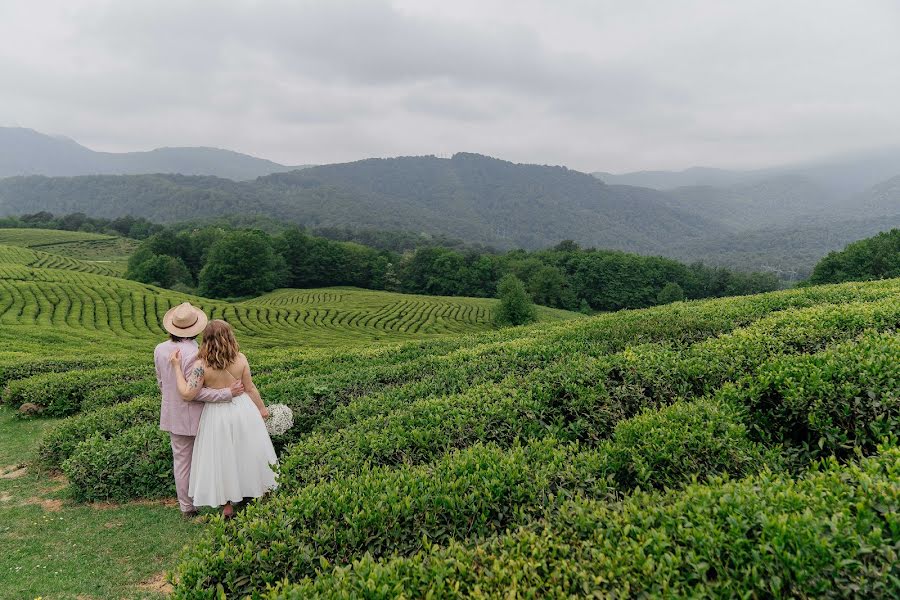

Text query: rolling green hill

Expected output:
[0,236,898,598]
[0,228,138,275]
[0,245,579,357]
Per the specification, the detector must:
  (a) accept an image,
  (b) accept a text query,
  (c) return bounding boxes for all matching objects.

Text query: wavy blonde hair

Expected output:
[199,320,239,370]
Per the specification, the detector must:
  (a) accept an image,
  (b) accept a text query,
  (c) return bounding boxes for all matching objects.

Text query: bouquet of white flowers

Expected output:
[264,404,294,437]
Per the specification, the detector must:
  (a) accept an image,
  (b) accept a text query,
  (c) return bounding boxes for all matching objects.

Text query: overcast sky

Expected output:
[1,0,899,173]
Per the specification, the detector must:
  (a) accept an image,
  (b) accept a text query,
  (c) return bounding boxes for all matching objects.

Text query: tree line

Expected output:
[0,211,163,239]
[125,225,780,310]
[807,228,900,285]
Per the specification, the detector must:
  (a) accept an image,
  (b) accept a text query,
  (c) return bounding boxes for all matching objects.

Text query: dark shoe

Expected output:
[182,510,199,521]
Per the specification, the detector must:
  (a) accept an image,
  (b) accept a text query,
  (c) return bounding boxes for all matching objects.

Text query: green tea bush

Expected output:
[79,378,159,413]
[38,395,159,470]
[277,301,899,494]
[722,331,900,464]
[3,367,155,417]
[62,423,174,502]
[175,398,770,597]
[269,283,887,439]
[606,398,775,490]
[0,355,114,389]
[273,447,900,599]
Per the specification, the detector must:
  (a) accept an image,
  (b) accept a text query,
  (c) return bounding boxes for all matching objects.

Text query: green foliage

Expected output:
[38,395,159,470]
[0,356,111,389]
[3,367,154,417]
[126,246,193,288]
[720,331,900,465]
[273,447,900,599]
[493,274,536,327]
[175,405,771,598]
[656,281,685,304]
[607,398,774,490]
[62,423,174,502]
[809,228,900,284]
[198,230,288,298]
[0,212,161,239]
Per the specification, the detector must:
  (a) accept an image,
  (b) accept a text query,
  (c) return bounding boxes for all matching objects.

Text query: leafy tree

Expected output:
[198,230,287,298]
[657,282,685,304]
[126,250,192,288]
[809,229,900,284]
[382,262,401,292]
[528,265,576,310]
[493,274,536,327]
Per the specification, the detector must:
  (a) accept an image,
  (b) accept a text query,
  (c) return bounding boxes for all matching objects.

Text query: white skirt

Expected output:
[189,393,278,507]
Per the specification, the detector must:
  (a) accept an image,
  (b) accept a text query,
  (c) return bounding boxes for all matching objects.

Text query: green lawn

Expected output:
[0,406,199,600]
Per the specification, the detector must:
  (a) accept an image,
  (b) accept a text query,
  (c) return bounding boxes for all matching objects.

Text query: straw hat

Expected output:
[162,302,208,338]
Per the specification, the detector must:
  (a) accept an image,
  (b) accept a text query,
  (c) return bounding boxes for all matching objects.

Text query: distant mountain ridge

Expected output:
[0,127,308,180]
[1,127,898,279]
[0,152,730,253]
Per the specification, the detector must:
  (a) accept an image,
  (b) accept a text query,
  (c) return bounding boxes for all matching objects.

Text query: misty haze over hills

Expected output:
[0,127,898,280]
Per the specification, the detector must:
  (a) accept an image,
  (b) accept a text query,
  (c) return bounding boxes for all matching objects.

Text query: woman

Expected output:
[169,319,277,518]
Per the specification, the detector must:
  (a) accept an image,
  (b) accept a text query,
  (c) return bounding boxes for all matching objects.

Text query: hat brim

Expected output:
[162,305,209,338]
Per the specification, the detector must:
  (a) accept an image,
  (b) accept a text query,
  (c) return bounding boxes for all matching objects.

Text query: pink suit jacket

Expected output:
[154,339,232,436]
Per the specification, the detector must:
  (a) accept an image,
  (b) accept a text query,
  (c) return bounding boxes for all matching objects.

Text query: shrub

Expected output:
[606,398,776,490]
[38,395,159,470]
[722,331,900,464]
[272,447,900,599]
[3,367,154,417]
[0,356,113,391]
[175,398,769,597]
[62,423,174,502]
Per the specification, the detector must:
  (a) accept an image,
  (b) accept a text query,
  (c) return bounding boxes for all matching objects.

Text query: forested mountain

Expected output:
[0,153,726,254]
[1,136,898,279]
[0,127,305,180]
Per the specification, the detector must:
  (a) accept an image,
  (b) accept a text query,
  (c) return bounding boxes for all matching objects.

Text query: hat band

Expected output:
[174,314,200,330]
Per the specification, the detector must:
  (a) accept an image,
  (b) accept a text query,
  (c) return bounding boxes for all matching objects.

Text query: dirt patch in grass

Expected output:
[0,492,12,502]
[138,572,174,596]
[24,496,64,511]
[0,464,27,479]
[40,498,64,511]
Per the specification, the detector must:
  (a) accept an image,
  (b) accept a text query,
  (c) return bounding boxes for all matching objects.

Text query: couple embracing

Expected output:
[154,302,278,519]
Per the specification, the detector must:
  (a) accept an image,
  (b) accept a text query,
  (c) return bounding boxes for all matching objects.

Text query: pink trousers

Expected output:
[169,432,196,513]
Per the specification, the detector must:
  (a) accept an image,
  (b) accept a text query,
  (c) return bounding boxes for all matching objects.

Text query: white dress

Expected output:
[189,392,278,507]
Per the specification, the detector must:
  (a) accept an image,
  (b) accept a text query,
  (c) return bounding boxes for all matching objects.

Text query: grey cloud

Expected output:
[0,0,898,172]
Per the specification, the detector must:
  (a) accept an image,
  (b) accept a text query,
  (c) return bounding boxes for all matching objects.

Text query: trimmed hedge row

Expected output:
[275,302,899,492]
[37,395,159,470]
[0,355,117,389]
[722,331,900,465]
[173,399,771,597]
[60,298,900,503]
[4,366,155,417]
[272,446,900,599]
[318,296,900,437]
[263,281,900,439]
[62,422,173,502]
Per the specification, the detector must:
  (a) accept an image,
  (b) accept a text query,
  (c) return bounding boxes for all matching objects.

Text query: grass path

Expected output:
[0,406,196,599]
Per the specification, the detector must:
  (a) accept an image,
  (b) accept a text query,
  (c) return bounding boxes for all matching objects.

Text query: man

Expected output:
[154,302,244,519]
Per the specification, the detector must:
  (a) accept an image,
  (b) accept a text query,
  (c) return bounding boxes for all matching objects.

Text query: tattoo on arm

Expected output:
[188,366,204,390]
